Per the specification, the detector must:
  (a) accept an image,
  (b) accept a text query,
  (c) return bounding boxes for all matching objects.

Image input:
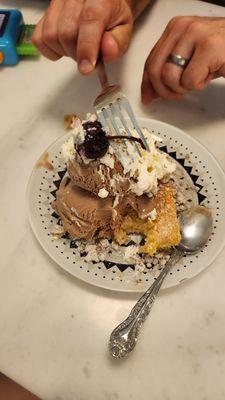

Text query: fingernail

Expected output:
[78,59,93,74]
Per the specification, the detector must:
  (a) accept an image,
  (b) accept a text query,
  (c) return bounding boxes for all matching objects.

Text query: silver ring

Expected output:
[167,53,190,68]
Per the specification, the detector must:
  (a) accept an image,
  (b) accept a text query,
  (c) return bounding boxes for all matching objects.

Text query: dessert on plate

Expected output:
[53,114,181,257]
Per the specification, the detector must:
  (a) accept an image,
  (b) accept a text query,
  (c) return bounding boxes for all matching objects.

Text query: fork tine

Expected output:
[104,106,121,136]
[94,61,148,154]
[112,101,132,138]
[112,102,141,155]
[99,106,133,161]
[121,98,150,151]
[108,105,139,157]
[96,110,107,131]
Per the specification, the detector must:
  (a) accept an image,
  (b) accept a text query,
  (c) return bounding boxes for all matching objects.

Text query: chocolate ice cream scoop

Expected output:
[67,156,130,197]
[54,177,163,242]
[54,177,114,240]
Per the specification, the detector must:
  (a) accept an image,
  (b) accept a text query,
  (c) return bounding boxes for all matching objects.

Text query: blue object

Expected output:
[0,9,23,65]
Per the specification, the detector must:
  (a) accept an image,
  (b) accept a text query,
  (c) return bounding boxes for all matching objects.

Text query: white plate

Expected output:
[27,118,225,292]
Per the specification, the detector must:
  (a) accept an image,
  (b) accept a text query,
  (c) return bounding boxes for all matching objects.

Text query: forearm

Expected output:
[126,0,151,20]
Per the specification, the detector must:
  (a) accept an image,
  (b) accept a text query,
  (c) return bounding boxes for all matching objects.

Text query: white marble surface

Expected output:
[1,0,225,399]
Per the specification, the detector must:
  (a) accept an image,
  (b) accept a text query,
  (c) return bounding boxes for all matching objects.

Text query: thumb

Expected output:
[101,24,132,63]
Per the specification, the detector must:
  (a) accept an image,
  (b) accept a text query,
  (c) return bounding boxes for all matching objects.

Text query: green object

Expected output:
[16,24,39,56]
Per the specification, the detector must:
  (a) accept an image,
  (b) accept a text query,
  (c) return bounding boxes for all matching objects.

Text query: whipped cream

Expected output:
[62,117,85,162]
[107,127,175,197]
[124,245,139,261]
[62,136,75,161]
[98,188,109,198]
[62,113,176,197]
[83,113,98,123]
[100,152,115,169]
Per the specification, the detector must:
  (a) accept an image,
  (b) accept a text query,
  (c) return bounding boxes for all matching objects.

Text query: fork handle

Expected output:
[96,58,109,90]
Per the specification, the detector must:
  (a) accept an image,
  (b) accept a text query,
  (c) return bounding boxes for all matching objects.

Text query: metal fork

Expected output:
[94,59,149,153]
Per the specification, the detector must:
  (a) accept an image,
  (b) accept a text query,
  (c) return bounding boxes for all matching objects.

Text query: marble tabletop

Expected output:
[1,0,225,399]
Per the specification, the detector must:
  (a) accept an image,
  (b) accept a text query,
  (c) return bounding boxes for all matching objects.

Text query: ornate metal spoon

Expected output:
[109,206,213,359]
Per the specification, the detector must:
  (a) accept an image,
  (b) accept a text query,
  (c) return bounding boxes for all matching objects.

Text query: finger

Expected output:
[101,23,132,63]
[42,0,65,56]
[161,32,195,94]
[57,0,84,59]
[101,32,119,63]
[147,35,185,100]
[141,64,159,104]
[149,16,194,60]
[140,28,173,100]
[32,17,62,61]
[146,19,193,99]
[181,43,218,90]
[77,1,110,74]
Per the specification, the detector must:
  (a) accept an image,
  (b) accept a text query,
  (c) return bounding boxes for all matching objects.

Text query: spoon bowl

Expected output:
[178,206,213,254]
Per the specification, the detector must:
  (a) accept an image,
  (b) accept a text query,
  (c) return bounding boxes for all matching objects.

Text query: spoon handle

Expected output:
[109,249,183,359]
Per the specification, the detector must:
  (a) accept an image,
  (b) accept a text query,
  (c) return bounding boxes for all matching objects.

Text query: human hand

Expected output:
[141,16,225,104]
[32,0,133,74]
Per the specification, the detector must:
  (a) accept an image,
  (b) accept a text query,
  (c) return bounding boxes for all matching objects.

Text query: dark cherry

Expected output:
[78,120,146,159]
[82,120,102,131]
[80,121,109,159]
